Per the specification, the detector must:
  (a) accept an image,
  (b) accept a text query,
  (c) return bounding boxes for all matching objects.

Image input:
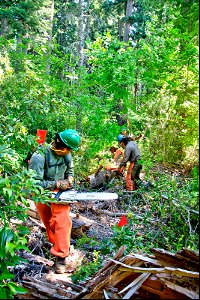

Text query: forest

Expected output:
[0,0,199,298]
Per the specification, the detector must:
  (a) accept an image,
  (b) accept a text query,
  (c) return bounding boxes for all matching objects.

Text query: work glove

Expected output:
[56,179,71,190]
[67,176,74,186]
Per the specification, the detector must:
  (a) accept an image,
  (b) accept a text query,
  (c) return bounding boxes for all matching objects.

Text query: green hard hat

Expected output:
[59,129,81,151]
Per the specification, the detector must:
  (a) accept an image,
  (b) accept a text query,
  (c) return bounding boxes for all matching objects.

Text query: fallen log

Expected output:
[21,250,54,267]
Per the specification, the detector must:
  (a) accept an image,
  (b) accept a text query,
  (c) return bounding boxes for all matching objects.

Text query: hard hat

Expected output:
[121,127,127,132]
[117,134,126,143]
[59,129,81,151]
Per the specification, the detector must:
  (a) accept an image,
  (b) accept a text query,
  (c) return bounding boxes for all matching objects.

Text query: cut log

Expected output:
[70,212,95,229]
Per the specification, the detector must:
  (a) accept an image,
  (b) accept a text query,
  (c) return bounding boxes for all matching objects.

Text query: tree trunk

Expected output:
[0,19,8,37]
[78,0,84,68]
[123,0,133,42]
[46,0,54,74]
[118,18,123,41]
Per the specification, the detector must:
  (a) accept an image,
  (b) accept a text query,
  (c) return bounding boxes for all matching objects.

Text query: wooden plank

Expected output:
[119,272,150,295]
[127,254,161,266]
[141,284,188,299]
[21,279,74,299]
[151,247,199,271]
[177,248,199,261]
[121,273,150,299]
[83,261,143,298]
[84,262,145,299]
[103,289,110,299]
[109,259,199,278]
[160,278,199,299]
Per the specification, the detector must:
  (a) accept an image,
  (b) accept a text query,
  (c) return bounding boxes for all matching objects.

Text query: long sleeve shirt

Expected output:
[113,149,123,163]
[29,146,74,190]
[119,141,141,168]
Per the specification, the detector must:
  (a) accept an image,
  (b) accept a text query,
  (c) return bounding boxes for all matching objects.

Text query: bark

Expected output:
[118,18,123,41]
[0,19,8,36]
[123,0,133,42]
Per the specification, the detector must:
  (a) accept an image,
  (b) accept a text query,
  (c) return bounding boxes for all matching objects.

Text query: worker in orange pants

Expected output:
[29,128,81,273]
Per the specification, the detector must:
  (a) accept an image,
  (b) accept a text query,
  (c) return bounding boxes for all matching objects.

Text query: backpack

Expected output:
[24,146,69,179]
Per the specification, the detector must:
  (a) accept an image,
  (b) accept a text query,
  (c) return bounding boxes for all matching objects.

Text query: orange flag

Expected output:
[118,215,128,227]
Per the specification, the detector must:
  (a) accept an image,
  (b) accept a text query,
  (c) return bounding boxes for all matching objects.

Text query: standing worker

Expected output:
[29,129,81,273]
[116,134,142,191]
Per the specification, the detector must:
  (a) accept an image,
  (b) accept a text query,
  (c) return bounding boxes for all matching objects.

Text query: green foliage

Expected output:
[0,227,28,299]
[71,250,102,284]
[101,172,199,255]
[0,131,51,298]
[0,0,46,38]
[191,166,199,192]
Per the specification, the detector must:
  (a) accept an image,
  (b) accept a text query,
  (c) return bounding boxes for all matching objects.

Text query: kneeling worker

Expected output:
[29,128,81,273]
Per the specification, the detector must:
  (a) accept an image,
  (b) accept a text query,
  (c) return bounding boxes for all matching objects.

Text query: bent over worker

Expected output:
[116,134,142,191]
[29,128,81,273]
[110,146,123,166]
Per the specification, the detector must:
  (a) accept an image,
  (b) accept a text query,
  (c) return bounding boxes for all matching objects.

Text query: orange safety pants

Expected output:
[35,202,72,258]
[126,161,142,191]
[126,162,136,191]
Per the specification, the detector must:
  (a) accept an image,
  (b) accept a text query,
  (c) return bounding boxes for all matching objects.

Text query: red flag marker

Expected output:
[36,129,47,145]
[118,215,128,227]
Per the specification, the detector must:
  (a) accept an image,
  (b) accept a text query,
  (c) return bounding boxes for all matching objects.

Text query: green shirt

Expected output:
[29,146,74,190]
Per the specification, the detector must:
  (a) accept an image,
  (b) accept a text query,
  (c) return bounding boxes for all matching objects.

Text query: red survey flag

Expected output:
[36,129,47,145]
[118,215,128,227]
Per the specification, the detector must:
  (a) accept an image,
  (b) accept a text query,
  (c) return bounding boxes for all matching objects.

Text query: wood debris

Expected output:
[17,246,199,299]
[75,247,199,299]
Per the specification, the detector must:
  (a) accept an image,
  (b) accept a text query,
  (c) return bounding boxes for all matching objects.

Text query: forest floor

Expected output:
[13,163,198,299]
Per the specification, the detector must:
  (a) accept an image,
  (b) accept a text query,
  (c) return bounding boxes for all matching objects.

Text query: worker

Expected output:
[116,134,142,191]
[29,128,81,274]
[109,146,123,166]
